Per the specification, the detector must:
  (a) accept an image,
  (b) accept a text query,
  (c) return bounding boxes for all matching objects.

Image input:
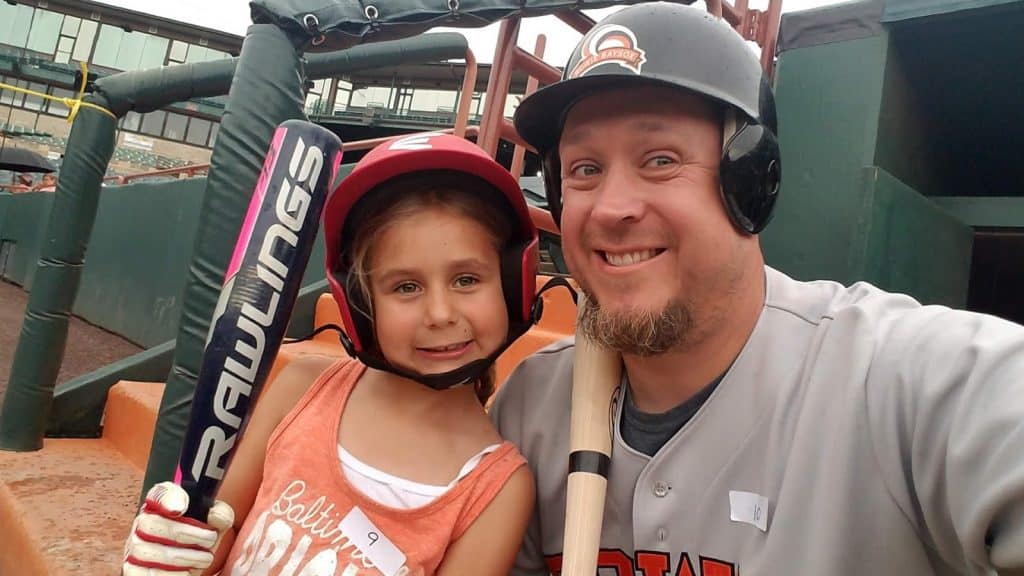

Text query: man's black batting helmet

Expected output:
[514,1,781,234]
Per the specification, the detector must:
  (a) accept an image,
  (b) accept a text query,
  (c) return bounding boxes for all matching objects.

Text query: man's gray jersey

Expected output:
[490,266,1024,575]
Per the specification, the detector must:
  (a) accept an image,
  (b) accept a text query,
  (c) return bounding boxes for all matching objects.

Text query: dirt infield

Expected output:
[0,280,143,412]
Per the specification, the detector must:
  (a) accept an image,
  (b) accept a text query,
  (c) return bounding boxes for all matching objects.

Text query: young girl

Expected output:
[123,133,540,576]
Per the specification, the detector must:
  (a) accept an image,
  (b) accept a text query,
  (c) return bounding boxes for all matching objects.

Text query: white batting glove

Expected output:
[122,481,234,576]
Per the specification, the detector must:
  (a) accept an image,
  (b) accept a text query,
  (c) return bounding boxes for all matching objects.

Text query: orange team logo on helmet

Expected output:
[569,24,648,79]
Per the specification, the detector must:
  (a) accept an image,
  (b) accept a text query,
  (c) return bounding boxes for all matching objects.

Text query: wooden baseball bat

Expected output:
[562,291,622,575]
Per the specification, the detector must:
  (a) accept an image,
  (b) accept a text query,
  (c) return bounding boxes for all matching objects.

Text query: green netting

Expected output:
[251,0,695,51]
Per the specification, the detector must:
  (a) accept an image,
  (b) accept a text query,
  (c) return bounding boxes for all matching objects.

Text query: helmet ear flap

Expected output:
[496,233,541,352]
[720,122,781,234]
[541,150,563,227]
[336,267,376,354]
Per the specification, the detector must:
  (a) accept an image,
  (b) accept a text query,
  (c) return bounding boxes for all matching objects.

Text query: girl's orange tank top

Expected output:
[222,358,526,576]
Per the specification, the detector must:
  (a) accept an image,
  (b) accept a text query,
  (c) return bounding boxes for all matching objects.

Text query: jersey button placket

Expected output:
[651,482,671,546]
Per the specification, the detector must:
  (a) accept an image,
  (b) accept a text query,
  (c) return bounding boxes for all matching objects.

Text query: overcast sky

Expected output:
[95,0,848,65]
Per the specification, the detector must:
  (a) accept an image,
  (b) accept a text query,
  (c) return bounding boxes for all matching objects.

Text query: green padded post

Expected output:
[140,24,307,496]
[0,102,117,451]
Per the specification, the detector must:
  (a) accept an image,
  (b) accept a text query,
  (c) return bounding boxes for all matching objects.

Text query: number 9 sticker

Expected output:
[340,507,407,575]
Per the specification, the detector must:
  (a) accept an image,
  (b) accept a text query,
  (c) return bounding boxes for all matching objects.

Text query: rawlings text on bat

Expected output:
[176,119,343,520]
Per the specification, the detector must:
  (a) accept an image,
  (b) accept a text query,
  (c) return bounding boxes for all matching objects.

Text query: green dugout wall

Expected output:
[0,180,329,349]
[764,0,1024,317]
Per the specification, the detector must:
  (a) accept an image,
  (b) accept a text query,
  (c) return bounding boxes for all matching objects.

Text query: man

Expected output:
[490,3,1024,575]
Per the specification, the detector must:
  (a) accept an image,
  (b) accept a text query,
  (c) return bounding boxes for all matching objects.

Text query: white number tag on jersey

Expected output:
[340,507,407,575]
[729,490,770,532]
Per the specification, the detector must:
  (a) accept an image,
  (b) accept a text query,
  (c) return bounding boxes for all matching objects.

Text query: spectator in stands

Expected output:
[15,172,33,189]
[33,173,56,192]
